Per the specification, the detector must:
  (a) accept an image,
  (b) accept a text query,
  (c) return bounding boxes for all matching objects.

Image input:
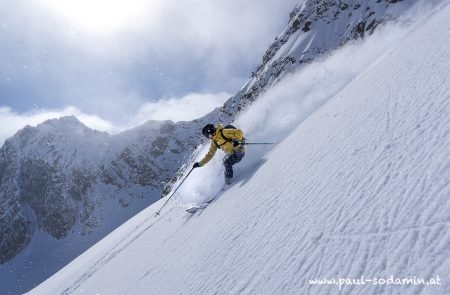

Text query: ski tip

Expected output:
[186,208,199,214]
[186,203,208,213]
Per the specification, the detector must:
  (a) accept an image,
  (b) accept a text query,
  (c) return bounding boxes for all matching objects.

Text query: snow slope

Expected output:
[30,3,449,295]
[1,2,435,294]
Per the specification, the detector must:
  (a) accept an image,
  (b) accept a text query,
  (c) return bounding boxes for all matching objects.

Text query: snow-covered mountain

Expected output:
[29,1,450,294]
[219,0,427,119]
[0,116,217,293]
[0,0,444,294]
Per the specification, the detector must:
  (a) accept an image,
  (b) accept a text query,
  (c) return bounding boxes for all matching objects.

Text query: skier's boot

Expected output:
[225,177,233,185]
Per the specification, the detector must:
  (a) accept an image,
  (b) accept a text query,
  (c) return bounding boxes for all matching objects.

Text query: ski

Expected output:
[185,182,235,214]
[186,203,209,213]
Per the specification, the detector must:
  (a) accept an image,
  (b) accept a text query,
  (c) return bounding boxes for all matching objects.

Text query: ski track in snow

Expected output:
[29,3,450,295]
[60,206,178,294]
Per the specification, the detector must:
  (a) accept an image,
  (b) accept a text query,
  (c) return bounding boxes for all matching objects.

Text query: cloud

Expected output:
[0,0,298,122]
[0,91,230,145]
[130,92,231,125]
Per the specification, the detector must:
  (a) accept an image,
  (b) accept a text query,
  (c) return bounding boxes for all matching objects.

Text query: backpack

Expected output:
[212,124,238,149]
[223,124,236,130]
[220,124,237,142]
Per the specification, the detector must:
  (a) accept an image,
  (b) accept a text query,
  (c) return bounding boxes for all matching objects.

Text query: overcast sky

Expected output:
[0,0,298,143]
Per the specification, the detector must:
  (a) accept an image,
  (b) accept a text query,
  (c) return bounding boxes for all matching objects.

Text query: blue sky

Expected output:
[0,0,298,143]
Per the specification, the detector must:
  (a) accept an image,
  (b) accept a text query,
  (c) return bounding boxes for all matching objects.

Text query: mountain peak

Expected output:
[39,115,87,131]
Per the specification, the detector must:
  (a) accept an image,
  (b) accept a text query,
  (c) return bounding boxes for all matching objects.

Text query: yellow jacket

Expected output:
[199,124,245,166]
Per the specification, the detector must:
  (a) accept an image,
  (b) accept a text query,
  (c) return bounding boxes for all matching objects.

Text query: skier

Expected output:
[193,123,245,185]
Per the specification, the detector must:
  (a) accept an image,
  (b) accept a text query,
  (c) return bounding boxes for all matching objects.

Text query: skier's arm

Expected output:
[199,141,218,166]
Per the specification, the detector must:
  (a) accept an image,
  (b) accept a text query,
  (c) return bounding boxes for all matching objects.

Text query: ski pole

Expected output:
[155,167,195,217]
[241,142,277,145]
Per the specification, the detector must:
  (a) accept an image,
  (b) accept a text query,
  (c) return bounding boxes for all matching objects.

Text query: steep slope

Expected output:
[30,3,449,295]
[219,0,430,120]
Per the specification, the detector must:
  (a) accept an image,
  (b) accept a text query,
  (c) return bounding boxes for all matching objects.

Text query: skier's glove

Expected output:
[232,140,241,147]
[193,162,201,168]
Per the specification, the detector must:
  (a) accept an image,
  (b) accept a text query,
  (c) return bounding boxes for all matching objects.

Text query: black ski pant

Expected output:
[223,151,245,179]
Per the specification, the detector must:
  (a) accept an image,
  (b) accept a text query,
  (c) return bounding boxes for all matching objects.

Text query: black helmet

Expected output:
[202,124,216,138]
